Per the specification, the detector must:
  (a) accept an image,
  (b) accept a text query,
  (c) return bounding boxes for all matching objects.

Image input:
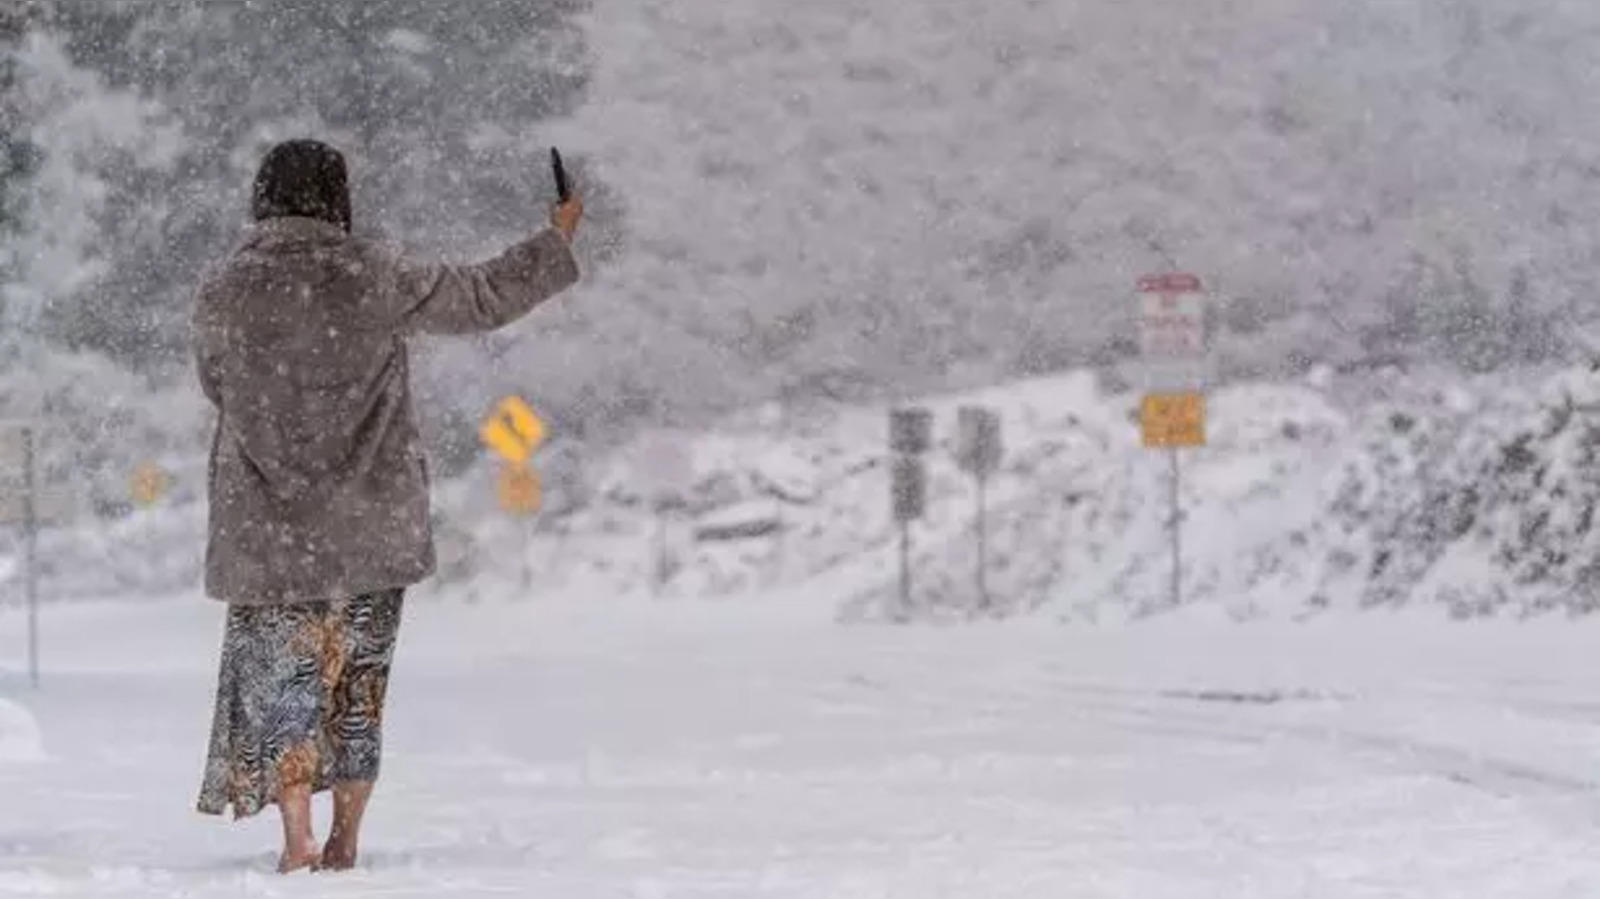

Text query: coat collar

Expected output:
[241,216,349,252]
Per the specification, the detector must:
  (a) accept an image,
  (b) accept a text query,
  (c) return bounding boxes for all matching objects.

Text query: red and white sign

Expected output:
[1138,273,1206,360]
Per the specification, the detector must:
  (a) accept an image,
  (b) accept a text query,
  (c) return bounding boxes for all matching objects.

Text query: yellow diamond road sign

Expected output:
[480,396,546,464]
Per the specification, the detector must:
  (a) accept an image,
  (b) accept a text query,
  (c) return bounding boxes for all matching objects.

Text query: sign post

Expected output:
[891,456,925,615]
[481,397,548,592]
[496,463,541,589]
[20,428,35,689]
[956,406,1003,611]
[638,435,695,597]
[889,408,932,618]
[3,423,80,687]
[130,461,172,565]
[1,425,44,688]
[1137,274,1208,610]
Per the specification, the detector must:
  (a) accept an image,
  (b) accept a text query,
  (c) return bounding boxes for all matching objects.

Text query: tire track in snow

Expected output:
[1051,683,1599,801]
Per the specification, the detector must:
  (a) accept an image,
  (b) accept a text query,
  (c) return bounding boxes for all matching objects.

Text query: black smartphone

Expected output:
[551,147,571,203]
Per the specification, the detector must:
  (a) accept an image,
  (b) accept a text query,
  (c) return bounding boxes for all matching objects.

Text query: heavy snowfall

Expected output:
[8,0,1600,895]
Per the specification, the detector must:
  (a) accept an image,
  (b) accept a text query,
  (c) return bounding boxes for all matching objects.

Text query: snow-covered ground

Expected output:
[4,593,1600,896]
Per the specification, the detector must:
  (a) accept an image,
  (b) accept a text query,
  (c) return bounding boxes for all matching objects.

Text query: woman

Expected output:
[191,139,582,873]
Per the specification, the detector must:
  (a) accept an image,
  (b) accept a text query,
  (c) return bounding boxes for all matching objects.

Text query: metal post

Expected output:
[770,499,786,588]
[898,518,911,618]
[652,508,666,598]
[976,473,989,611]
[1170,448,1182,609]
[521,515,534,593]
[23,427,38,689]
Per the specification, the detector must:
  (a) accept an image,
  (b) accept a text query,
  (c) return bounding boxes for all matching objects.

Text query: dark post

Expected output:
[523,516,535,593]
[23,426,37,688]
[889,409,931,619]
[891,455,927,618]
[1170,448,1182,609]
[899,518,911,617]
[956,406,1002,612]
[652,505,667,597]
[977,472,989,610]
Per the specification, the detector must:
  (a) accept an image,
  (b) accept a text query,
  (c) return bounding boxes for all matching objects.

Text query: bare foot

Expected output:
[322,780,374,872]
[319,840,358,871]
[277,839,322,874]
[276,780,320,874]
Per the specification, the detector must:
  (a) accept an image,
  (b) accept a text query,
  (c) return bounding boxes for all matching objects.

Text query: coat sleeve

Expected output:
[374,228,580,336]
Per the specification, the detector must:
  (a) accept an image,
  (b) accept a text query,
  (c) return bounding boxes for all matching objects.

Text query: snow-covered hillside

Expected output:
[417,363,1600,622]
[17,364,1600,621]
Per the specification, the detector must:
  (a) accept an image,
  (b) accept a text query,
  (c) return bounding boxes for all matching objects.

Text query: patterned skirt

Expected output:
[197,590,404,819]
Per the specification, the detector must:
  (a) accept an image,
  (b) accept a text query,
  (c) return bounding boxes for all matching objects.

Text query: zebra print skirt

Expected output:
[196,590,404,819]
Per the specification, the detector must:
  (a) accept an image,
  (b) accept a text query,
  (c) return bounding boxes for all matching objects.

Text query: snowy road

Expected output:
[4,597,1600,897]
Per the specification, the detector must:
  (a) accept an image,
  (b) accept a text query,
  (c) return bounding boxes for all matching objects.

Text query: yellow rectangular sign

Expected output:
[1142,392,1206,449]
[130,462,172,507]
[480,396,547,464]
[497,462,542,516]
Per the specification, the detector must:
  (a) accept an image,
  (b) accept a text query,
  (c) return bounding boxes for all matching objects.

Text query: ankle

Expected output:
[278,842,321,874]
[320,840,360,870]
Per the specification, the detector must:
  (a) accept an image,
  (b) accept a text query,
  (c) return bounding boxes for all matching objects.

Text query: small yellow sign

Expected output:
[497,463,542,516]
[130,462,172,507]
[1141,392,1206,449]
[480,396,547,464]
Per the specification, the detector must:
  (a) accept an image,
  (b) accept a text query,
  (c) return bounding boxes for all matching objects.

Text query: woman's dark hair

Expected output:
[251,139,352,233]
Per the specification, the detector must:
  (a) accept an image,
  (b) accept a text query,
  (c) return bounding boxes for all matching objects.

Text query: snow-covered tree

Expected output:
[0,27,182,372]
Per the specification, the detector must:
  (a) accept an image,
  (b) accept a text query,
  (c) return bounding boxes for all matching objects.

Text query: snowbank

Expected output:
[433,365,1587,622]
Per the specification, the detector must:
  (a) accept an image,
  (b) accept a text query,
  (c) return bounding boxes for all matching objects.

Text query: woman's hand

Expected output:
[551,194,584,242]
